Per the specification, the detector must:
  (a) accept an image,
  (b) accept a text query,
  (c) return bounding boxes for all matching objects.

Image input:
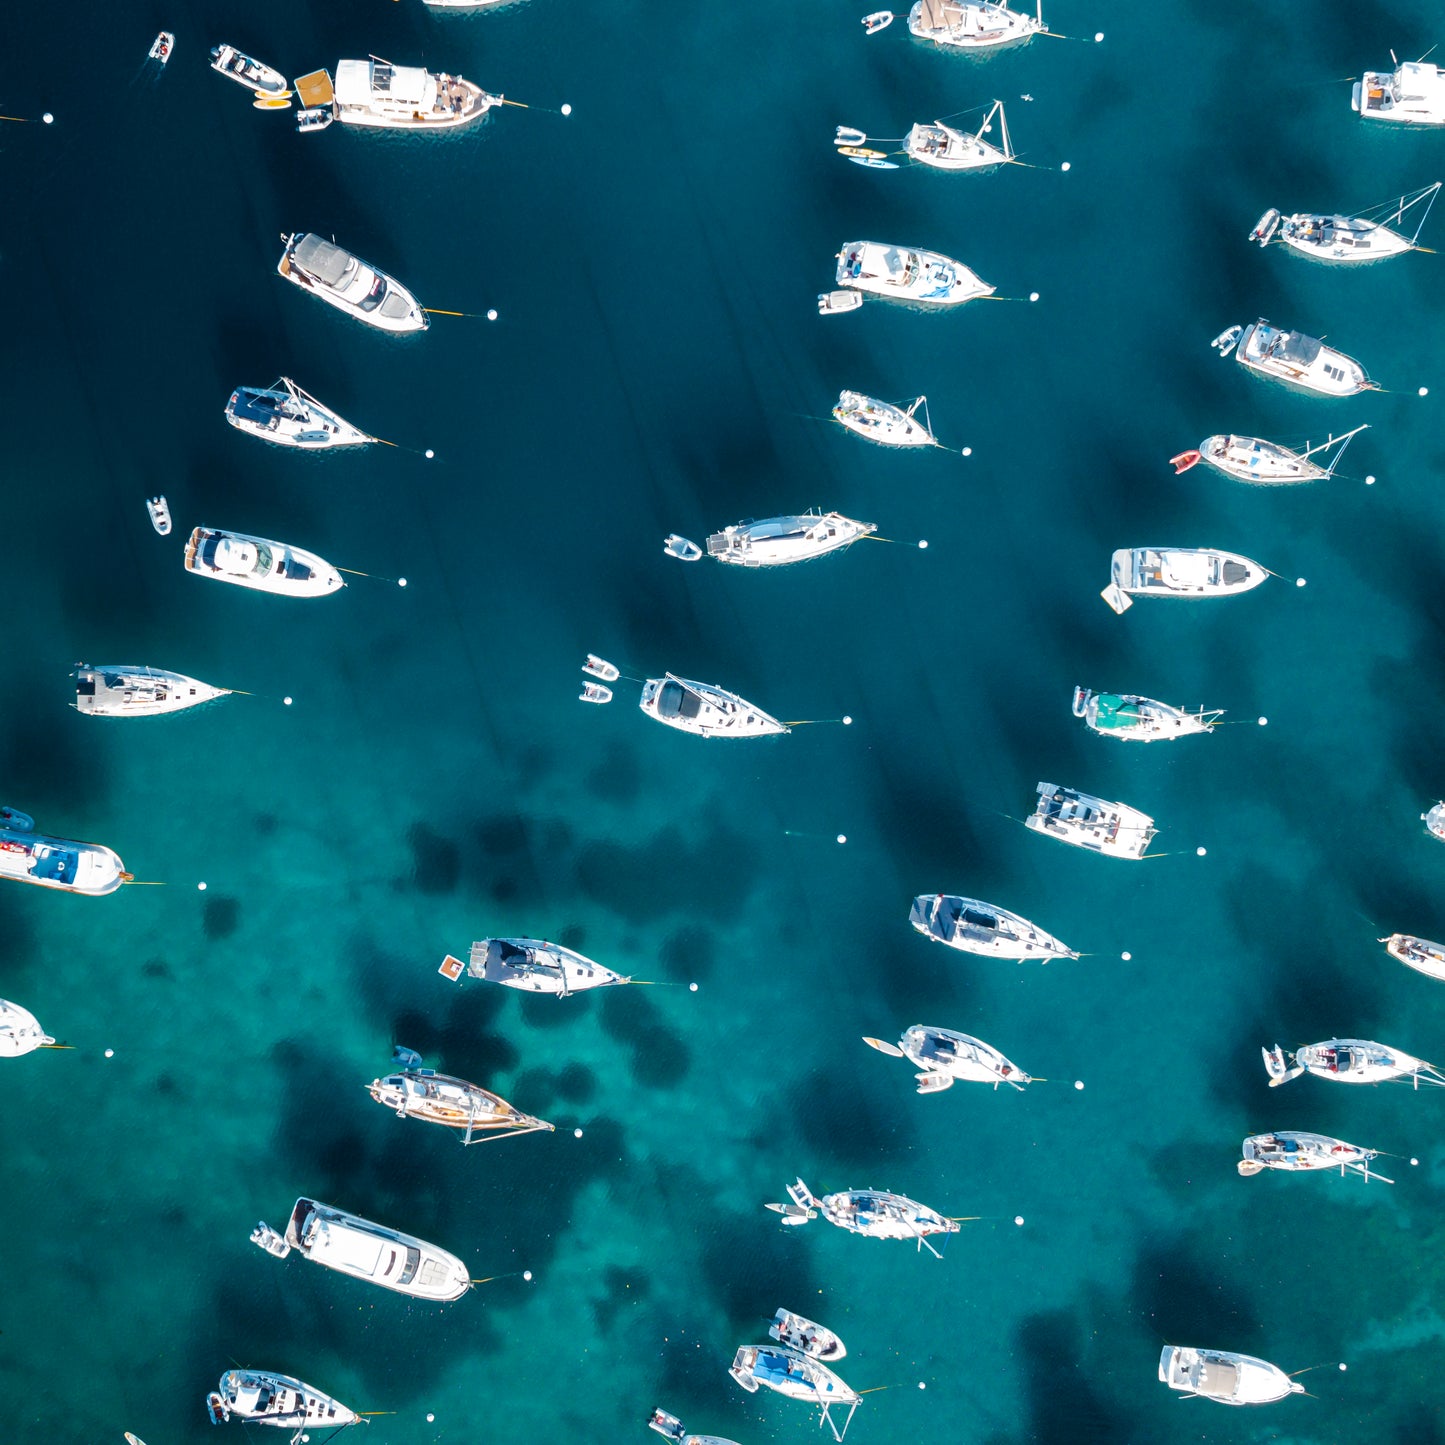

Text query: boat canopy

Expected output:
[1270,329,1321,365]
[1091,694,1140,729]
[294,69,335,107]
[336,59,438,110]
[294,235,355,286]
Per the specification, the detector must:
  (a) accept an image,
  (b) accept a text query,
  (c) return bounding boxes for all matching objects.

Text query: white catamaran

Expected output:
[1214,320,1371,397]
[908,892,1077,959]
[1174,425,1366,485]
[278,233,428,333]
[1025,782,1156,860]
[1103,547,1269,613]
[705,512,876,567]
[1071,687,1221,741]
[225,378,372,449]
[864,1026,1033,1092]
[1250,182,1440,262]
[835,241,994,306]
[73,665,231,718]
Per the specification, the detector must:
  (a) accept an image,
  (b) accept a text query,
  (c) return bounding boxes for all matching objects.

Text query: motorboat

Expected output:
[835,241,994,306]
[1181,425,1366,484]
[1215,319,1371,397]
[333,58,500,130]
[1263,1039,1445,1089]
[770,1308,846,1361]
[1381,932,1445,982]
[147,496,172,535]
[206,1369,357,1438]
[73,665,231,718]
[209,44,288,96]
[832,392,938,447]
[862,10,895,32]
[250,1198,471,1300]
[1103,547,1268,613]
[445,937,631,996]
[906,101,1013,169]
[0,820,127,895]
[648,1409,740,1445]
[1252,183,1440,262]
[0,1000,55,1057]
[1159,1347,1304,1406]
[583,654,620,682]
[1354,60,1445,125]
[224,378,372,449]
[1025,782,1156,861]
[766,1178,959,1256]
[580,682,613,704]
[278,233,428,334]
[728,1345,860,1442]
[663,534,703,561]
[148,32,174,65]
[1071,687,1221,741]
[864,1025,1032,1092]
[1424,801,1445,840]
[368,1049,553,1144]
[907,0,1045,50]
[639,674,788,738]
[185,527,343,598]
[818,290,864,315]
[908,892,1076,960]
[1238,1131,1389,1183]
[706,511,876,567]
[296,107,335,134]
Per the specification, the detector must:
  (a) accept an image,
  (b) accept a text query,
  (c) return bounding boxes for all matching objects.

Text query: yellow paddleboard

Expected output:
[253,92,293,109]
[837,145,887,159]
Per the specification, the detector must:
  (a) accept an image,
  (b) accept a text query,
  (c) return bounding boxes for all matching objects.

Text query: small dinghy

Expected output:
[833,391,938,447]
[863,10,895,31]
[1104,547,1269,614]
[1025,782,1156,860]
[1221,318,1373,397]
[663,533,703,561]
[909,892,1076,960]
[1263,1039,1445,1089]
[210,43,288,95]
[0,999,55,1057]
[583,654,620,682]
[296,106,335,133]
[0,807,35,832]
[1238,1131,1389,1183]
[147,496,172,535]
[766,1178,959,1256]
[580,682,613,704]
[1423,801,1445,840]
[865,1026,1032,1092]
[148,31,174,65]
[446,937,632,996]
[1193,426,1366,485]
[770,1307,846,1361]
[648,1408,740,1445]
[1159,1346,1304,1406]
[728,1345,861,1442]
[1382,932,1445,982]
[1170,450,1202,473]
[835,126,869,147]
[818,289,864,315]
[1248,208,1282,245]
[1072,686,1221,742]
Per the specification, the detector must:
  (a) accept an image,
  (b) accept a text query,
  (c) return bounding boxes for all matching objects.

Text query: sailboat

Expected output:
[0,999,55,1057]
[1071,687,1221,741]
[835,241,994,306]
[728,1345,860,1442]
[906,101,1013,169]
[1174,425,1366,485]
[1353,57,1445,125]
[832,392,939,447]
[1238,1131,1389,1183]
[444,937,632,995]
[906,0,1046,50]
[1263,1039,1445,1089]
[224,378,372,450]
[1251,182,1440,262]
[765,1178,959,1255]
[1159,1347,1305,1405]
[206,1369,359,1441]
[368,1048,554,1143]
[864,1026,1033,1092]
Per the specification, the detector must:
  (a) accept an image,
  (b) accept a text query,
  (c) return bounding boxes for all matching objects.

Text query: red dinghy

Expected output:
[1170,449,1201,473]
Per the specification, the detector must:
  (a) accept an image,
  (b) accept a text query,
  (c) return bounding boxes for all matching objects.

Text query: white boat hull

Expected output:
[184,527,343,598]
[464,937,629,994]
[0,827,126,895]
[639,674,788,737]
[207,1371,357,1430]
[334,60,498,130]
[73,665,229,717]
[836,241,994,306]
[225,381,371,449]
[1110,547,1269,601]
[907,1,1044,49]
[832,392,935,447]
[278,233,428,334]
[1234,320,1369,396]
[908,892,1076,958]
[1239,1131,1380,1177]
[1200,434,1329,484]
[1072,687,1217,741]
[0,1000,54,1056]
[905,121,1008,170]
[898,1025,1030,1089]
[1160,1346,1302,1405]
[1278,214,1411,263]
[1354,66,1445,125]
[1383,932,1445,982]
[1025,782,1156,860]
[706,512,875,566]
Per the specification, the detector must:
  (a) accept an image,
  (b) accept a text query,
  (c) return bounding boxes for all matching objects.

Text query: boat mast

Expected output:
[1405,180,1442,245]
[1298,422,1368,474]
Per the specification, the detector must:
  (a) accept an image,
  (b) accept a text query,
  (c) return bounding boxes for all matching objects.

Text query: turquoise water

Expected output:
[3,1,1445,1441]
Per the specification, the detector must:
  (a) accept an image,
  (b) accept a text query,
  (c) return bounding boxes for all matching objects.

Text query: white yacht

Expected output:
[1424,801,1445,840]
[278,233,428,333]
[1238,1132,1389,1183]
[0,1000,55,1057]
[906,101,1013,169]
[1263,1039,1445,1089]
[1354,59,1445,125]
[73,665,231,718]
[1103,547,1268,613]
[832,392,938,447]
[766,1178,959,1256]
[446,937,631,996]
[908,0,1045,50]
[206,1370,357,1437]
[225,378,372,450]
[648,1409,740,1445]
[1071,687,1220,741]
[0,815,127,895]
[1025,782,1156,861]
[1251,183,1440,262]
[729,1346,860,1442]
[368,1051,554,1143]
[333,58,499,130]
[770,1308,846,1361]
[1159,1347,1304,1406]
[1215,320,1370,397]
[639,675,788,738]
[1381,932,1445,982]
[1177,425,1366,485]
[706,512,876,566]
[210,44,288,96]
[836,241,994,306]
[908,892,1076,960]
[184,527,343,598]
[865,1026,1032,1092]
[251,1198,471,1300]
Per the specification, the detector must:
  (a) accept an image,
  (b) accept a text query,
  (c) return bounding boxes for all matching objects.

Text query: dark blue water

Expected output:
[2,2,1444,1442]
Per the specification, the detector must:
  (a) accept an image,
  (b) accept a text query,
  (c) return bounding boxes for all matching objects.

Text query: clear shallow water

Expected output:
[2,1,1445,1441]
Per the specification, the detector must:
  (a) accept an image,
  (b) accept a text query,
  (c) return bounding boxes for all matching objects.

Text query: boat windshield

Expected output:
[396,1245,422,1285]
[359,275,387,311]
[253,544,275,575]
